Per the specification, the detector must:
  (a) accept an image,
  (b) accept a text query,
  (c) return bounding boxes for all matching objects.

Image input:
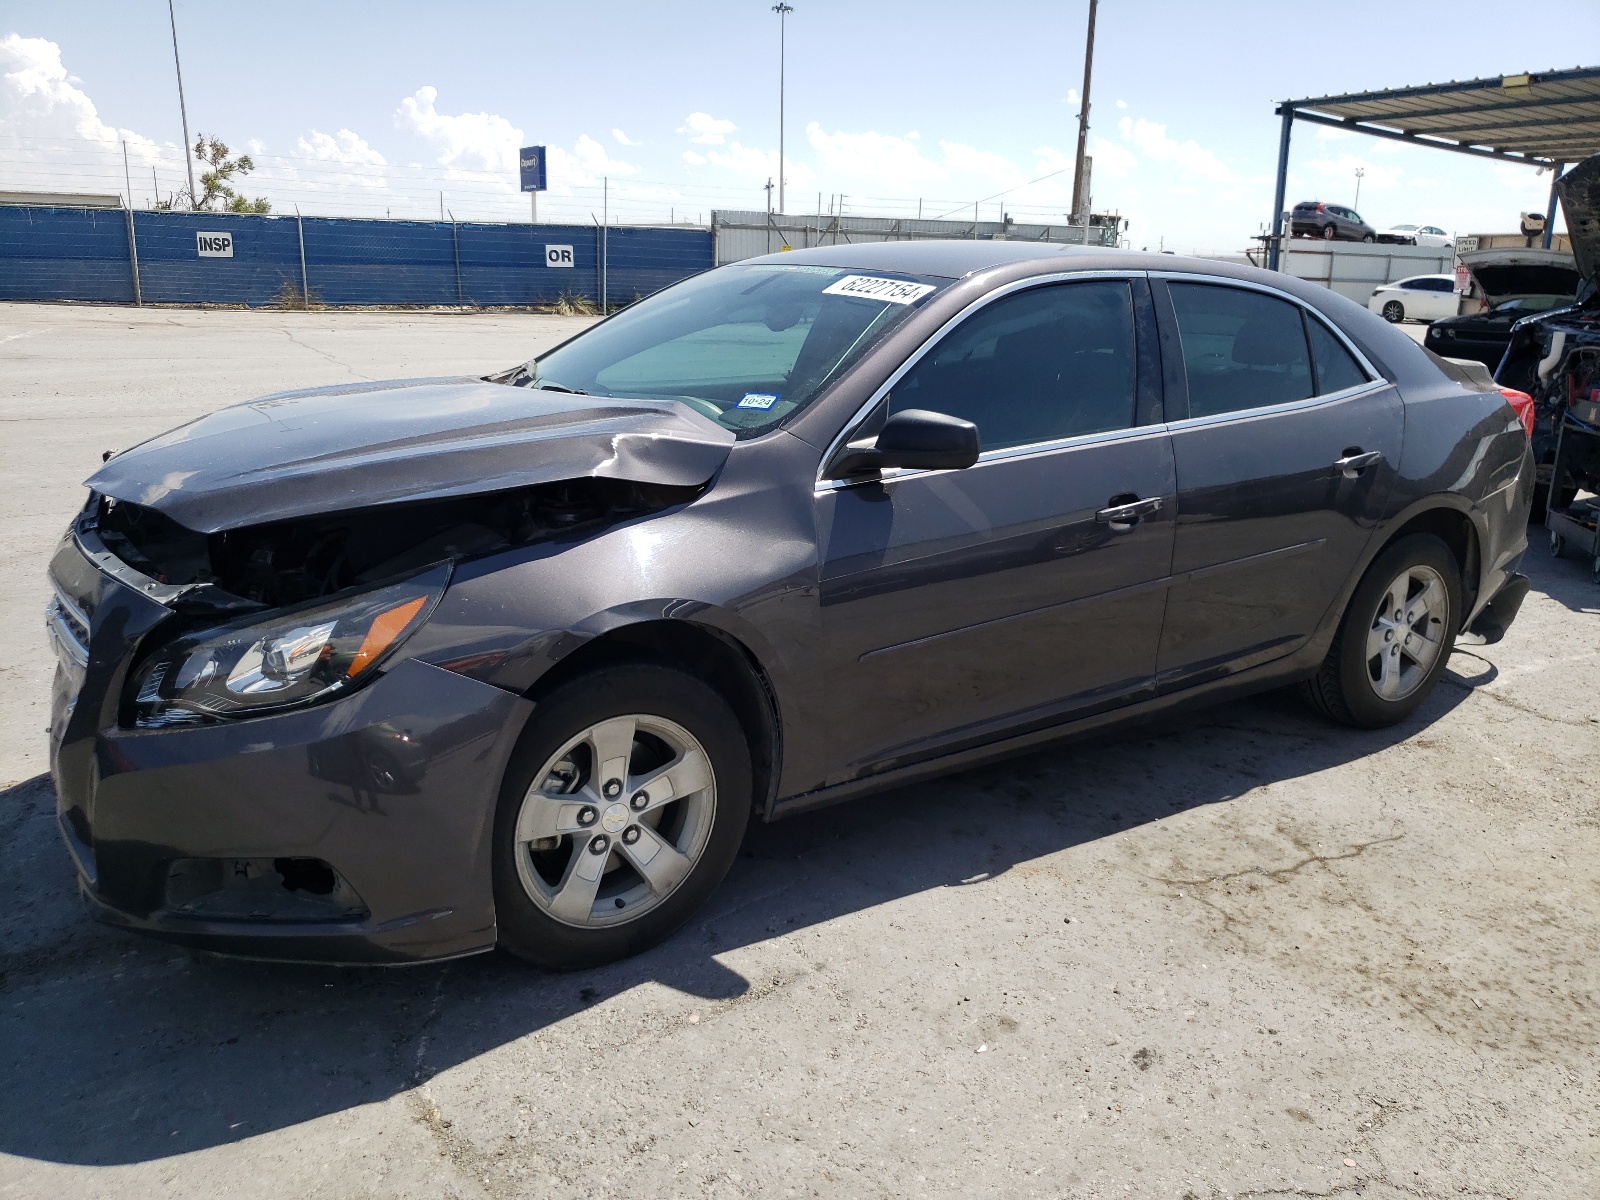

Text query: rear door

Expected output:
[813,275,1175,781]
[1151,276,1403,687]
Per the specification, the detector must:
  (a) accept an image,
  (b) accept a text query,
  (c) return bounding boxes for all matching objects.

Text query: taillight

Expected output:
[1316,202,1325,213]
[1500,388,1535,437]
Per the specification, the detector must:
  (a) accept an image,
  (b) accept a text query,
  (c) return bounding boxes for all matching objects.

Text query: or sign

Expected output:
[196,231,234,258]
[519,146,548,193]
[544,244,574,268]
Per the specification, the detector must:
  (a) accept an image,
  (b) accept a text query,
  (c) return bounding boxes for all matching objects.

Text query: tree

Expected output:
[193,134,270,213]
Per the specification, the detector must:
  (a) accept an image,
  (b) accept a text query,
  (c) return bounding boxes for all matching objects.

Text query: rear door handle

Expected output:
[1095,496,1162,527]
[1334,450,1384,478]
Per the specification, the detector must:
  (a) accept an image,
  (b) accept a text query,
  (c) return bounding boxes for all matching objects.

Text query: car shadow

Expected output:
[0,655,1484,1167]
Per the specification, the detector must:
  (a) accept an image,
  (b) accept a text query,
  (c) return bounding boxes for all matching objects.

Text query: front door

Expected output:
[814,277,1176,783]
[1152,278,1403,687]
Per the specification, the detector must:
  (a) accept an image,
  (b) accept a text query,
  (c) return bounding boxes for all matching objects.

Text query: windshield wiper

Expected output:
[535,381,588,395]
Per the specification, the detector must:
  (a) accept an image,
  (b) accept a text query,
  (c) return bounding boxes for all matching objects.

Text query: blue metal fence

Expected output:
[0,206,713,308]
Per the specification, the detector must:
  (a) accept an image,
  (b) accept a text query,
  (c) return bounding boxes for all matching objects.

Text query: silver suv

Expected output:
[1291,201,1376,242]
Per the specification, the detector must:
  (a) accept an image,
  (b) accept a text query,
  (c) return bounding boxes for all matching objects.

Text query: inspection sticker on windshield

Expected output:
[737,392,780,409]
[821,275,936,304]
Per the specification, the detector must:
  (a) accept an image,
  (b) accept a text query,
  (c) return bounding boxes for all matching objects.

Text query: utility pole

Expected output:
[773,4,794,215]
[1070,0,1098,225]
[1354,166,1365,210]
[167,0,197,209]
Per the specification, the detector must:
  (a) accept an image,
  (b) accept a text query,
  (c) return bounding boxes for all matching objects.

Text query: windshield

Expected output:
[513,264,950,434]
[1492,295,1571,314]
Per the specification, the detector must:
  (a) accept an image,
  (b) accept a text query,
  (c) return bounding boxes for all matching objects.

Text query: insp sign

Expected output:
[544,245,574,268]
[196,232,234,258]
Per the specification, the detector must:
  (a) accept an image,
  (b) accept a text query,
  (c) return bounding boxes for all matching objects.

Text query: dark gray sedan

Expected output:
[48,242,1533,968]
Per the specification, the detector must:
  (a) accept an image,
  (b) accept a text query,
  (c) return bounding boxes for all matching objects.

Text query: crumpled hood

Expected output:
[1458,248,1580,305]
[87,377,737,533]
[1557,152,1600,287]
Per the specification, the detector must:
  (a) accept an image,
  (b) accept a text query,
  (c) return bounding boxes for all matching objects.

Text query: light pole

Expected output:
[167,0,197,209]
[1354,166,1365,211]
[1070,0,1098,225]
[773,3,793,215]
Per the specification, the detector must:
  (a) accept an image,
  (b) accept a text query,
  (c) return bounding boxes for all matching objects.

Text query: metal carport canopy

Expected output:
[1268,66,1600,268]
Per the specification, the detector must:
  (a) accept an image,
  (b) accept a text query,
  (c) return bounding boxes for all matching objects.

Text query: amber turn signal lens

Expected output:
[348,596,428,677]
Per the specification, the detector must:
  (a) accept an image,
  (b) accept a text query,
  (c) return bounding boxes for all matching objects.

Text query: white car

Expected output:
[1366,275,1460,323]
[1377,223,1452,248]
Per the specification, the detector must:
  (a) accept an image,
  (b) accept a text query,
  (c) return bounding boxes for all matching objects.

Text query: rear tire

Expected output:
[1300,534,1462,729]
[1382,300,1405,323]
[1323,224,1337,240]
[492,664,752,970]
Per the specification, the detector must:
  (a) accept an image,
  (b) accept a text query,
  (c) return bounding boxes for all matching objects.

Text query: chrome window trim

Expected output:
[814,269,1147,490]
[814,268,1391,493]
[1161,379,1390,433]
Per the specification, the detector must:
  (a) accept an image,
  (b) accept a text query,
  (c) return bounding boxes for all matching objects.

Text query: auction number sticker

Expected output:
[821,275,936,304]
[737,392,780,409]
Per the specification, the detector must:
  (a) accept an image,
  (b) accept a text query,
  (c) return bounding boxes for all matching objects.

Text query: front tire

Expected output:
[1381,300,1405,323]
[492,664,752,969]
[1301,534,1461,728]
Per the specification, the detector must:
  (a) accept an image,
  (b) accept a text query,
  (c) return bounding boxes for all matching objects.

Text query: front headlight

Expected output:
[128,565,449,727]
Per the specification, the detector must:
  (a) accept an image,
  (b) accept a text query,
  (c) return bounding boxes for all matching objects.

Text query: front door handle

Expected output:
[1095,495,1162,528]
[1334,449,1384,479]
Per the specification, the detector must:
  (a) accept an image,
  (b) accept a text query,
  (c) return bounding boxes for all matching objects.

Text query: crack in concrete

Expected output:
[1150,834,1403,891]
[1440,676,1596,727]
[279,327,373,380]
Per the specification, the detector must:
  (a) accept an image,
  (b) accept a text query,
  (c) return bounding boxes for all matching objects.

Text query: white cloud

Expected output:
[297,128,386,165]
[1087,135,1137,180]
[1066,88,1080,105]
[548,132,638,188]
[612,127,640,146]
[939,141,1021,187]
[1116,116,1260,187]
[807,122,945,185]
[396,85,521,172]
[677,112,736,145]
[682,149,707,166]
[1,33,118,142]
[1115,99,1128,109]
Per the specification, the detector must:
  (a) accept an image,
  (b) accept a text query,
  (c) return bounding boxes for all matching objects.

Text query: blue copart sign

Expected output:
[519,146,547,193]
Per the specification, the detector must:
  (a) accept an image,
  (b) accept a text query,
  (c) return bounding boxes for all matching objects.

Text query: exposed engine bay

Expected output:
[1501,312,1600,506]
[92,477,700,609]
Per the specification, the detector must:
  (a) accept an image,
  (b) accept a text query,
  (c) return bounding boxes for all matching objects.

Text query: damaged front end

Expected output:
[88,476,703,727]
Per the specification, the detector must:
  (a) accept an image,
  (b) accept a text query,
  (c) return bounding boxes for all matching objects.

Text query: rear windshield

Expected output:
[513,264,950,435]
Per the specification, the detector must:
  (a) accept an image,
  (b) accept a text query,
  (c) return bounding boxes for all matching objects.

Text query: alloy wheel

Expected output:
[513,714,717,928]
[1364,565,1449,702]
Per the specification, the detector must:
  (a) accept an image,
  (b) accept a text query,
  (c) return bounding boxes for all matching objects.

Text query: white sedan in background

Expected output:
[1367,274,1461,323]
[1377,223,1452,247]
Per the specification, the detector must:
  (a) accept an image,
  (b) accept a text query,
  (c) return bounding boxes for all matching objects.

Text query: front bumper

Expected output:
[47,531,533,964]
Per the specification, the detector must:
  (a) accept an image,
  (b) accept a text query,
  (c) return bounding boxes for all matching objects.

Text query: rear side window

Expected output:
[1167,283,1313,417]
[1305,316,1370,395]
[888,280,1137,451]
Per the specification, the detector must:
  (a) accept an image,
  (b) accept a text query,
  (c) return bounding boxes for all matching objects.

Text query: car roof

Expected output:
[740,240,1117,278]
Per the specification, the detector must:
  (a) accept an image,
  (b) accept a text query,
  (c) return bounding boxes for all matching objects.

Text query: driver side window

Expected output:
[886,281,1137,451]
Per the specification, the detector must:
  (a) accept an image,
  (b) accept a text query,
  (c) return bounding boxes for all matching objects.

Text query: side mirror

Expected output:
[828,408,981,478]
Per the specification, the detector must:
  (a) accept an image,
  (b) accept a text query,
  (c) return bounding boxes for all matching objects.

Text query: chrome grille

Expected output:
[46,587,90,670]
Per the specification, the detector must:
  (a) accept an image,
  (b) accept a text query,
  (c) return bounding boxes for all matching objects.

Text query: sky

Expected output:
[2,0,1594,253]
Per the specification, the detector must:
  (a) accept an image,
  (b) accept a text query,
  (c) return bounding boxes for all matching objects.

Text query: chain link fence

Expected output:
[0,204,712,309]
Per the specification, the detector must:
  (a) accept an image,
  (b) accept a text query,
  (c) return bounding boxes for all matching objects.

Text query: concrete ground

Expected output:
[2,302,1597,1199]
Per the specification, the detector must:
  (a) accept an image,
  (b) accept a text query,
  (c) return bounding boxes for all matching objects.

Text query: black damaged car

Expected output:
[1496,153,1600,519]
[1423,247,1581,370]
[48,242,1533,969]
